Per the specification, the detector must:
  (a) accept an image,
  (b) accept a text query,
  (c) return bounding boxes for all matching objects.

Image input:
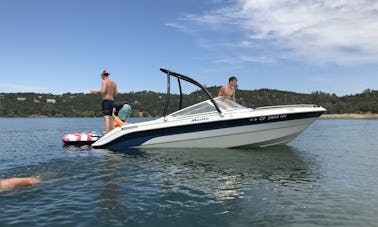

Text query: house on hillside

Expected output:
[46,99,56,104]
[17,97,27,101]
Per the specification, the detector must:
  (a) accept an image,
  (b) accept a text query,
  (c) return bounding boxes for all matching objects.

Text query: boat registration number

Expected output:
[251,114,287,122]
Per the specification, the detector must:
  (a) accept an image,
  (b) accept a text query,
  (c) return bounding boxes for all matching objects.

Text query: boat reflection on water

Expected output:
[93,146,320,204]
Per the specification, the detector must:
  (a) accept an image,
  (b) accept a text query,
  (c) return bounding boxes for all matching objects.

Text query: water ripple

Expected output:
[1,119,378,226]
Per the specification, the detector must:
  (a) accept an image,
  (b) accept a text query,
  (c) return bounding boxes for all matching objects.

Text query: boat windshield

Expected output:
[170,97,246,117]
[214,97,246,110]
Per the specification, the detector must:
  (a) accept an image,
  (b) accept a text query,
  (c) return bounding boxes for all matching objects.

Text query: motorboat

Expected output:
[92,68,326,150]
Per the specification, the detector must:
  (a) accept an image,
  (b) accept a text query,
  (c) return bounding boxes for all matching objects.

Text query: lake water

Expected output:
[0,118,377,226]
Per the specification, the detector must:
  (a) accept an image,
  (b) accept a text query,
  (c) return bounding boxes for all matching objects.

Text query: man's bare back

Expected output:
[90,70,118,100]
[101,78,117,100]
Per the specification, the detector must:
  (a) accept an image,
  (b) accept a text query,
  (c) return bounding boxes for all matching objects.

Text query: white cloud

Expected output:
[170,0,378,65]
[212,55,275,66]
[239,55,275,63]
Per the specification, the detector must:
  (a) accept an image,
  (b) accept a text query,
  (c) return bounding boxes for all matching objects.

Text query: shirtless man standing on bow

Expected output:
[218,76,238,101]
[91,70,118,133]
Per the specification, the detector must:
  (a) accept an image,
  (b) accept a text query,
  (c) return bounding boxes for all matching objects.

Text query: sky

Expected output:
[0,0,377,96]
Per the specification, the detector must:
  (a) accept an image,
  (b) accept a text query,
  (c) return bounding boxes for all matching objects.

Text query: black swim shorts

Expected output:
[102,99,114,116]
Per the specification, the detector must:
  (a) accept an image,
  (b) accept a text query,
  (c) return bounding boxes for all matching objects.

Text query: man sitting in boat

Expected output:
[113,103,132,127]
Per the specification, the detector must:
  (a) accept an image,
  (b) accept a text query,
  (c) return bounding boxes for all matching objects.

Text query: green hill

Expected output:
[0,88,376,117]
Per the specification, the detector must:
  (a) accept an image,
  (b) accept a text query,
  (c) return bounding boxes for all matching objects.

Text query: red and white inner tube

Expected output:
[62,133,101,144]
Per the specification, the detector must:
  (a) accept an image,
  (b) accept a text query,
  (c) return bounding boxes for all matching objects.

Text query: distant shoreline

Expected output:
[321,113,378,119]
[1,114,377,119]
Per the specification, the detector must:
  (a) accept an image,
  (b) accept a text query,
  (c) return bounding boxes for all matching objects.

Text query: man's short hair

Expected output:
[229,76,237,82]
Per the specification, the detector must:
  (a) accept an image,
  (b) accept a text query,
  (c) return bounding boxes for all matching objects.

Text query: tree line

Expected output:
[0,88,376,117]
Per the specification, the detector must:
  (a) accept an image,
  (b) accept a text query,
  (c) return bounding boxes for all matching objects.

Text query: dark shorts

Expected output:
[102,99,114,116]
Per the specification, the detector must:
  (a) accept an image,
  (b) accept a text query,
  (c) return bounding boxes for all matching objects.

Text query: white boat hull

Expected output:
[127,117,317,148]
[93,105,325,150]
